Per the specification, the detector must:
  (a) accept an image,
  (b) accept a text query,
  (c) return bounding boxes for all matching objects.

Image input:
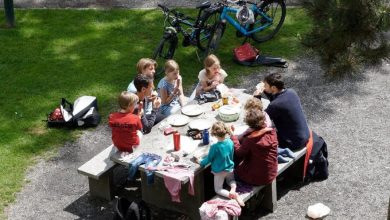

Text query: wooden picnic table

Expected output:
[110,89,256,219]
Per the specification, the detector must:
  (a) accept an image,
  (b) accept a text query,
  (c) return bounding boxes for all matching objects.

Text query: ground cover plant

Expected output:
[0,7,311,217]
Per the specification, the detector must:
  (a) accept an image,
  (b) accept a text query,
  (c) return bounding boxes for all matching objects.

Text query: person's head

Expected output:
[263,73,285,94]
[204,54,221,78]
[210,121,232,139]
[118,91,139,111]
[165,60,180,80]
[244,97,263,111]
[244,109,266,130]
[136,58,157,78]
[134,74,154,97]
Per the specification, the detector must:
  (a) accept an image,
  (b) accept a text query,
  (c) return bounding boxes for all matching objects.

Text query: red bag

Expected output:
[233,42,259,62]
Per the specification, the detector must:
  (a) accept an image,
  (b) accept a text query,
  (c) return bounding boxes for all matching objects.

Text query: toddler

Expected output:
[196,121,245,206]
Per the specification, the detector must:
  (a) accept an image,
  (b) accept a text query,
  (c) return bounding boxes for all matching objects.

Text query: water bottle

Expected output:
[202,129,210,145]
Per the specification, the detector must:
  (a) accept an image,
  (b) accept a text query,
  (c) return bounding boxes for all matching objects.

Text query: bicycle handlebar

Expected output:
[157,4,194,21]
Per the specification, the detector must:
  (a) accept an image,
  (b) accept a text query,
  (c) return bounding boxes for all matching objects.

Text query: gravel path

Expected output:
[5,51,390,219]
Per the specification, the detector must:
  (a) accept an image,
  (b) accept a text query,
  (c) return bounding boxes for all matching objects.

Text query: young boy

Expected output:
[109,91,143,153]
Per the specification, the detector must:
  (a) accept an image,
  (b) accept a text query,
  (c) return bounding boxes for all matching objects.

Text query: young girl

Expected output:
[157,60,186,116]
[195,54,228,96]
[196,121,245,206]
[109,91,143,153]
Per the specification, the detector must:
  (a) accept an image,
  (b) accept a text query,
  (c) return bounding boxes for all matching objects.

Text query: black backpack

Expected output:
[47,96,101,128]
[113,197,151,220]
[305,132,329,182]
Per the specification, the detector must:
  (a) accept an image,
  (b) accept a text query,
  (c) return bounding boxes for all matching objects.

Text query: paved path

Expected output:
[6,51,390,219]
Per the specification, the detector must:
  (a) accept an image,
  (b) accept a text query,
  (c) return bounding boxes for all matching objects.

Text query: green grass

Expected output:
[0,8,311,217]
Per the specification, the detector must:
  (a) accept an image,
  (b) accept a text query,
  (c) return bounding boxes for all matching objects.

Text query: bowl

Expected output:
[218,105,240,122]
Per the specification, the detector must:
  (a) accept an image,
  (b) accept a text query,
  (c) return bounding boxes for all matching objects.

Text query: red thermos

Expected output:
[173,132,181,151]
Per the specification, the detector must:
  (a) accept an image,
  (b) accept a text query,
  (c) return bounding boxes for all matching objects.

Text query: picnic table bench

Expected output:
[77,144,118,200]
[212,146,307,219]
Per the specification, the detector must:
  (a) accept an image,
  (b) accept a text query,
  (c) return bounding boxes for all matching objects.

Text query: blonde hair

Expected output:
[204,54,220,76]
[136,58,157,74]
[164,60,179,75]
[118,91,139,110]
[245,109,265,130]
[210,121,232,138]
[244,98,263,111]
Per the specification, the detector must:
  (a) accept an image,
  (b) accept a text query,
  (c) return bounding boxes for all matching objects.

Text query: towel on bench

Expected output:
[162,167,194,202]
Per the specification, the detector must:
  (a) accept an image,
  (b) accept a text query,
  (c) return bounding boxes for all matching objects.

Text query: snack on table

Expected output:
[212,102,221,111]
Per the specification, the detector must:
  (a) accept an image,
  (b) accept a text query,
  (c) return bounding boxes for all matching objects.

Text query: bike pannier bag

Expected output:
[233,42,259,62]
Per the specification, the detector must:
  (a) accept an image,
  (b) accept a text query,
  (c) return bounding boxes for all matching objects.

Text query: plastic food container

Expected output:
[218,105,240,122]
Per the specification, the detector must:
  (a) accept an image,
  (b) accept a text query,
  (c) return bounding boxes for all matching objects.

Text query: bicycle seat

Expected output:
[196,1,211,9]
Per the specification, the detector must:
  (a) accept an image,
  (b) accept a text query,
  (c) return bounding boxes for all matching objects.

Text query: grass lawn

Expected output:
[0,7,311,217]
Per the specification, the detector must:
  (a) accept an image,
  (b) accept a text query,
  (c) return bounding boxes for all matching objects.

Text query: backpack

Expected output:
[113,197,151,220]
[47,96,101,128]
[305,132,329,182]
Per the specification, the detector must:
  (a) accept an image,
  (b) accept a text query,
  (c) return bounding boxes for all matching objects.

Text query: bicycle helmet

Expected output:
[236,5,254,25]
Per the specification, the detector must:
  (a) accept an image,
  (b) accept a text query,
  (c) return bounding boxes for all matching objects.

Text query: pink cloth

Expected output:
[162,167,195,202]
[199,198,241,219]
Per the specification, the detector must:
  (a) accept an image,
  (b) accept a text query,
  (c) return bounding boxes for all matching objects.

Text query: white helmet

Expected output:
[236,5,255,25]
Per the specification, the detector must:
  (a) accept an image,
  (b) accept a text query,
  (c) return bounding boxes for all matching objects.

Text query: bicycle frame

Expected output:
[219,4,273,36]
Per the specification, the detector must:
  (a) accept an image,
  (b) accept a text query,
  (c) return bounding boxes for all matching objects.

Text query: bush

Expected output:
[301,0,390,76]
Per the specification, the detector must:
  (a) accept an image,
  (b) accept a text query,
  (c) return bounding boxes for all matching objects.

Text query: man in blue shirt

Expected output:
[261,73,310,150]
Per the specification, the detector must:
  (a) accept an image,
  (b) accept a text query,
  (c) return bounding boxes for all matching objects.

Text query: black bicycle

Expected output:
[152,1,220,74]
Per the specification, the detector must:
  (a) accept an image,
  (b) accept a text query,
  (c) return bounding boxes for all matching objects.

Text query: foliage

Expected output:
[0,8,310,217]
[301,0,390,76]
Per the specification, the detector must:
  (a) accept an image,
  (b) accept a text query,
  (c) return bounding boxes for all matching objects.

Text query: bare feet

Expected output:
[234,194,245,207]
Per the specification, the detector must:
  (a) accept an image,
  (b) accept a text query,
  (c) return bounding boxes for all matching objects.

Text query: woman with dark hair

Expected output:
[231,109,278,186]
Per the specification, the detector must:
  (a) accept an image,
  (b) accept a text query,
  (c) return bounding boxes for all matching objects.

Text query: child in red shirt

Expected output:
[109,91,143,152]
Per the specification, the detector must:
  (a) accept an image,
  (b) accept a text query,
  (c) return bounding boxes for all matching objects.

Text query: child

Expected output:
[196,121,245,206]
[127,58,158,116]
[195,54,228,96]
[244,97,272,128]
[244,98,295,163]
[109,91,143,153]
[157,60,186,116]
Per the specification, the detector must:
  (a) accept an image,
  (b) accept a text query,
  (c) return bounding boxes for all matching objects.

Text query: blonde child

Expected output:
[244,97,272,128]
[157,60,186,116]
[109,91,143,153]
[195,54,228,96]
[196,121,245,206]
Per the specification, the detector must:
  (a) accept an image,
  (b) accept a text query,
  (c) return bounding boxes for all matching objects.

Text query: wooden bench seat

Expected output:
[77,144,118,200]
[211,147,307,219]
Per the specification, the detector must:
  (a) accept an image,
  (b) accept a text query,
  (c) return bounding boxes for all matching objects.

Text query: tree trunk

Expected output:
[4,0,15,28]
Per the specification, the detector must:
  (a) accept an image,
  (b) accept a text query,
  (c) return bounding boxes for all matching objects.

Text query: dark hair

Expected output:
[244,109,265,130]
[134,74,153,92]
[264,73,284,90]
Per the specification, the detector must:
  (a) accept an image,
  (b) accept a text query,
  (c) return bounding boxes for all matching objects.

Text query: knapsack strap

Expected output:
[303,129,314,181]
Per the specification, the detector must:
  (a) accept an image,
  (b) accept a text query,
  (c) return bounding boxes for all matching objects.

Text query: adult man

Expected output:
[133,74,161,134]
[259,73,310,150]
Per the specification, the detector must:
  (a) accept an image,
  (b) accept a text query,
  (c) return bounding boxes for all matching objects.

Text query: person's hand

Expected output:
[153,97,161,109]
[138,108,144,118]
[211,80,219,88]
[254,82,265,96]
[149,91,158,101]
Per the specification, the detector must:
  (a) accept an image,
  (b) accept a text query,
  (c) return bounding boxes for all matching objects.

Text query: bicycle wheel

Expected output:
[196,11,220,51]
[205,23,225,56]
[152,35,178,76]
[250,0,286,43]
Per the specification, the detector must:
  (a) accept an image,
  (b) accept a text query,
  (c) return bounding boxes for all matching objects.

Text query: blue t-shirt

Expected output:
[265,88,309,149]
[157,78,180,111]
[200,138,234,173]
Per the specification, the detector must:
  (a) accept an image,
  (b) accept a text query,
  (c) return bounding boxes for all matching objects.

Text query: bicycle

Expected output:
[206,0,286,55]
[152,2,221,75]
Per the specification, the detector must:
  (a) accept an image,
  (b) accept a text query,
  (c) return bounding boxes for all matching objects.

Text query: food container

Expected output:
[218,105,240,122]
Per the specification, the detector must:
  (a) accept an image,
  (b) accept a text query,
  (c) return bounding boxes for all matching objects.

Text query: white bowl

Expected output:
[218,105,240,122]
